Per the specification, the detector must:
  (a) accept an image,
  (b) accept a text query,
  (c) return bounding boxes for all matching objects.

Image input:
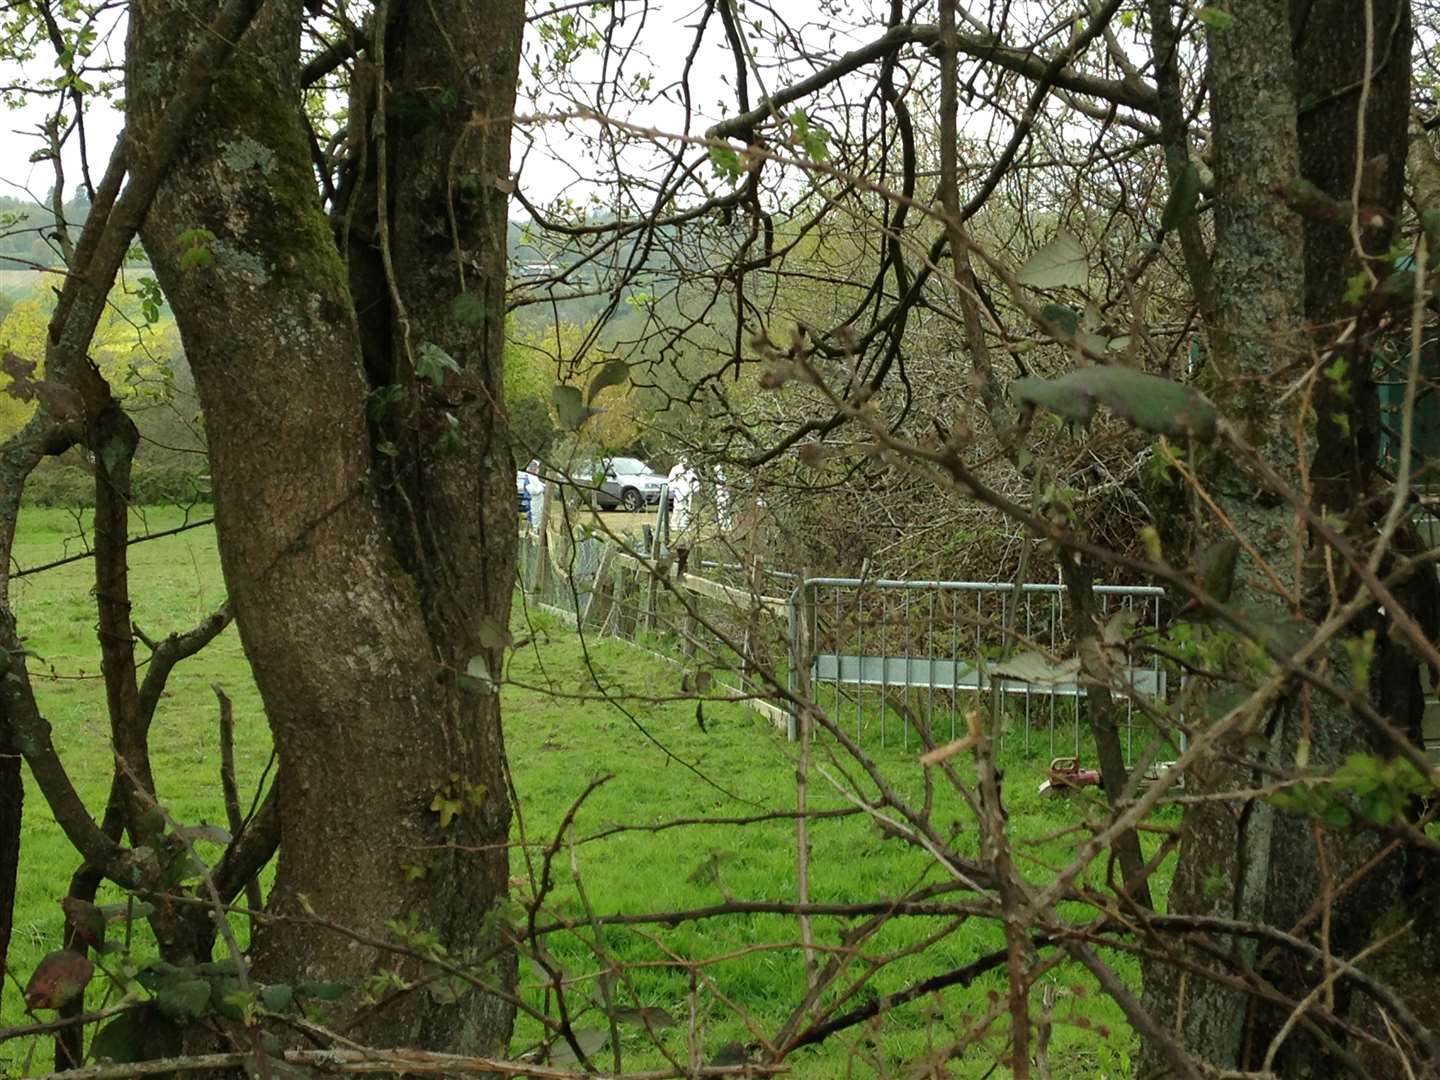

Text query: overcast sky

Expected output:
[0,0,881,220]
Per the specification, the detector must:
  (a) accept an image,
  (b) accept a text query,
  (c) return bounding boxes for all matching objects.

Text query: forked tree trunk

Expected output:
[126,0,522,1051]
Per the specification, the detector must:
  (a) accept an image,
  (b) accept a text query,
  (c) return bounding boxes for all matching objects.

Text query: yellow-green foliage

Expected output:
[506,317,640,452]
[0,280,179,437]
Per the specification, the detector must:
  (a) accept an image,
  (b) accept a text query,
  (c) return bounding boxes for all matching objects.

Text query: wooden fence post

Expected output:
[643,525,663,636]
[741,554,762,688]
[580,541,616,630]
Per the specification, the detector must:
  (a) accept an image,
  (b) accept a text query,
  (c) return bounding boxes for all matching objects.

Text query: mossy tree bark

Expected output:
[126,0,522,1051]
[1142,1,1431,1074]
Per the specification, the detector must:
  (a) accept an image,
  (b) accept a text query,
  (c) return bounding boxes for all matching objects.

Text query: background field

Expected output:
[3,506,1165,1077]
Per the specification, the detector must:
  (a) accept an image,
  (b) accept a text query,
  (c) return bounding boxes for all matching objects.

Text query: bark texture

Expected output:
[126,0,522,1051]
[1143,1,1433,1075]
[1142,0,1310,1070]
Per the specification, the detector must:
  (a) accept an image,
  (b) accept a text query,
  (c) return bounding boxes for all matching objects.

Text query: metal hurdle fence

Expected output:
[786,576,1171,764]
[518,491,1177,764]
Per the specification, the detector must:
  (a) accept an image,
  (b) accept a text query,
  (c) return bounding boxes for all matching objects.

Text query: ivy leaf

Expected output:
[451,292,489,327]
[366,384,405,422]
[437,411,462,453]
[1160,162,1202,231]
[1016,232,1088,290]
[416,342,462,386]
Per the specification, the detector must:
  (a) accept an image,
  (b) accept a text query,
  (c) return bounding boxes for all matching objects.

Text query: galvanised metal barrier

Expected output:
[786,576,1172,765]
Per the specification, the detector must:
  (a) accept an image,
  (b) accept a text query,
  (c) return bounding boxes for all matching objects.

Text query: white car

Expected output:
[562,457,669,511]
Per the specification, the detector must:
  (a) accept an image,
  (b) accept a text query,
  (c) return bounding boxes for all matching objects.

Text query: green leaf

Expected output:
[211,984,250,1022]
[790,111,829,162]
[611,1005,678,1028]
[709,144,742,183]
[458,654,495,695]
[1194,538,1241,603]
[1343,271,1370,305]
[990,652,1081,686]
[1016,232,1088,290]
[366,384,405,422]
[1322,803,1353,828]
[476,616,513,651]
[437,411,462,453]
[155,977,212,1023]
[89,1009,147,1064]
[552,384,601,431]
[172,823,232,846]
[451,292,489,327]
[260,984,294,1012]
[548,1027,608,1066]
[585,358,629,404]
[176,227,216,273]
[1039,303,1080,337]
[295,980,348,1001]
[1160,162,1202,231]
[1010,366,1219,442]
[426,974,470,1005]
[1195,7,1235,31]
[416,342,462,386]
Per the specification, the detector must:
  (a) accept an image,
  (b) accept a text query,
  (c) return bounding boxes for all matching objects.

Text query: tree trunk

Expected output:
[1143,1,1432,1074]
[0,713,17,1015]
[126,0,522,1052]
[1141,0,1309,1070]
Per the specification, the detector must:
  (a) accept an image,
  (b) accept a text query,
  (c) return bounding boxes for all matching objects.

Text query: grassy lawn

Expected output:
[4,507,1167,1077]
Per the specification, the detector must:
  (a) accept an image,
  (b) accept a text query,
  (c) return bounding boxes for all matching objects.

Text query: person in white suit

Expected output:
[666,456,698,530]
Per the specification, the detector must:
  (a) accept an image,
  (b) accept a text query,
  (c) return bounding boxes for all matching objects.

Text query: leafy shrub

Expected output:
[22,465,211,508]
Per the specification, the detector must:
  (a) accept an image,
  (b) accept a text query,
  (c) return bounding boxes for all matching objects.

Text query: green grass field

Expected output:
[3,507,1166,1077]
